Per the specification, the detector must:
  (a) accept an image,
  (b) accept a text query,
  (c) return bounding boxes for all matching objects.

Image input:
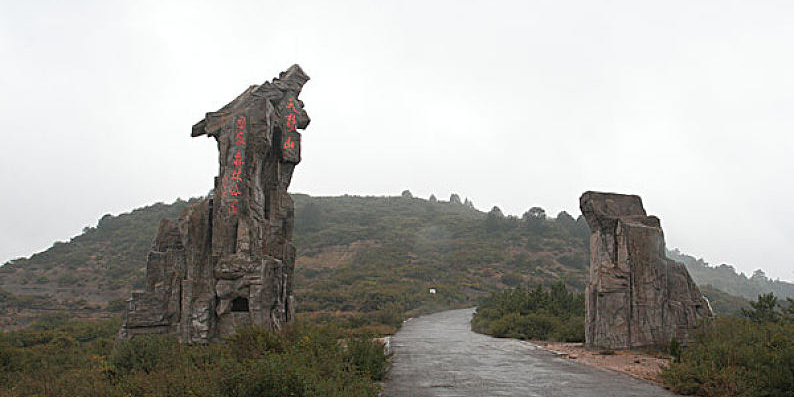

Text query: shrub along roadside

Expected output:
[0,316,389,397]
[661,293,794,397]
[661,316,794,396]
[470,282,585,342]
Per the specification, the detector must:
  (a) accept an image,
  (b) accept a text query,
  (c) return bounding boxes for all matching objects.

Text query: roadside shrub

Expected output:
[553,315,586,342]
[661,316,794,396]
[345,336,390,381]
[668,337,681,363]
[471,282,585,342]
[1,317,386,397]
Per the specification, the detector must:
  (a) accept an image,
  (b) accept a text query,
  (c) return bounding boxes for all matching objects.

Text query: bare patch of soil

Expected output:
[536,342,671,384]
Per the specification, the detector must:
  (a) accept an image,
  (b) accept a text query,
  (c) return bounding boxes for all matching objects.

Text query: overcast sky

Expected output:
[1,0,792,281]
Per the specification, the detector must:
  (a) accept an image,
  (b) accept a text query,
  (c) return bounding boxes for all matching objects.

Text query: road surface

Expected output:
[382,308,676,397]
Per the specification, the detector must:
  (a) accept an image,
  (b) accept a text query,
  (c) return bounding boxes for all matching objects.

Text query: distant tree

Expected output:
[486,206,505,232]
[742,293,781,323]
[98,214,113,227]
[556,211,589,243]
[549,281,572,314]
[449,194,462,205]
[489,206,504,217]
[401,190,413,198]
[555,211,576,234]
[556,211,575,224]
[526,207,546,220]
[522,207,547,233]
[504,215,520,231]
[573,215,590,240]
[751,269,768,282]
[785,297,794,322]
[716,264,737,274]
[464,198,474,208]
[527,285,549,311]
[429,194,437,203]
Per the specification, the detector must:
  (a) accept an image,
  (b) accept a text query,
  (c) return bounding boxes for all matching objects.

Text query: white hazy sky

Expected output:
[1,1,792,281]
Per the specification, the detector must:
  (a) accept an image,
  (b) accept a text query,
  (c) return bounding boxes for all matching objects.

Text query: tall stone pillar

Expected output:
[580,191,712,350]
[120,65,310,343]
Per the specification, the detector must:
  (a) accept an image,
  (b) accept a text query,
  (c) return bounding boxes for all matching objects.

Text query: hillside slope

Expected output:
[0,193,784,330]
[667,249,794,300]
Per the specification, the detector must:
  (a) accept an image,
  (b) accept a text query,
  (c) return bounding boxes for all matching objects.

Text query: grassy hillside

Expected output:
[698,285,750,317]
[290,194,591,331]
[0,199,196,329]
[668,249,794,300]
[0,194,590,330]
[0,193,783,330]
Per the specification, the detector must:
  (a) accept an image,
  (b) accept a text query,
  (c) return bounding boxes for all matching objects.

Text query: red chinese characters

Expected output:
[286,98,297,112]
[227,115,246,215]
[228,183,241,197]
[284,136,295,149]
[285,113,297,133]
[235,117,246,146]
[283,98,298,151]
[230,168,242,182]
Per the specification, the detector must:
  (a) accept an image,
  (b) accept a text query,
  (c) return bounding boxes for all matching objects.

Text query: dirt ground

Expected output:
[535,342,672,384]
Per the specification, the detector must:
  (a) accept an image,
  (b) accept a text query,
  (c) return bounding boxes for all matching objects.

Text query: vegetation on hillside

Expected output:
[291,195,591,333]
[0,193,593,331]
[0,199,195,317]
[698,284,750,317]
[470,282,585,342]
[0,315,388,397]
[0,193,785,332]
[1,193,789,396]
[668,249,794,300]
[661,293,794,396]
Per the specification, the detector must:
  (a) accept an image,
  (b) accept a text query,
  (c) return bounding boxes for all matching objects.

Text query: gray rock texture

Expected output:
[580,191,712,350]
[120,65,310,343]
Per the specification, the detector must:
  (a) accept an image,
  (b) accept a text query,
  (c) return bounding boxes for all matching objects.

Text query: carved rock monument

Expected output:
[120,65,310,343]
[580,191,712,350]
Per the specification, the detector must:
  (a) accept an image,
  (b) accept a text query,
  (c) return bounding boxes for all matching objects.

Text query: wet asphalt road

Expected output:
[382,308,676,397]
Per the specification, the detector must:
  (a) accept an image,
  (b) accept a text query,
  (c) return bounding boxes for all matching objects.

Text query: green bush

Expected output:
[226,325,289,359]
[0,317,386,397]
[471,282,585,342]
[345,336,391,381]
[661,312,794,396]
[668,337,681,363]
[109,334,180,375]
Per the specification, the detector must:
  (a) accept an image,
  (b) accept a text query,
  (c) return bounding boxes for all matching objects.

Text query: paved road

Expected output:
[383,308,676,397]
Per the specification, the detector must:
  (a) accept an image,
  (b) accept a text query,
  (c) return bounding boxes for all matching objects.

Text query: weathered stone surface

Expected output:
[580,191,712,350]
[120,65,310,343]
